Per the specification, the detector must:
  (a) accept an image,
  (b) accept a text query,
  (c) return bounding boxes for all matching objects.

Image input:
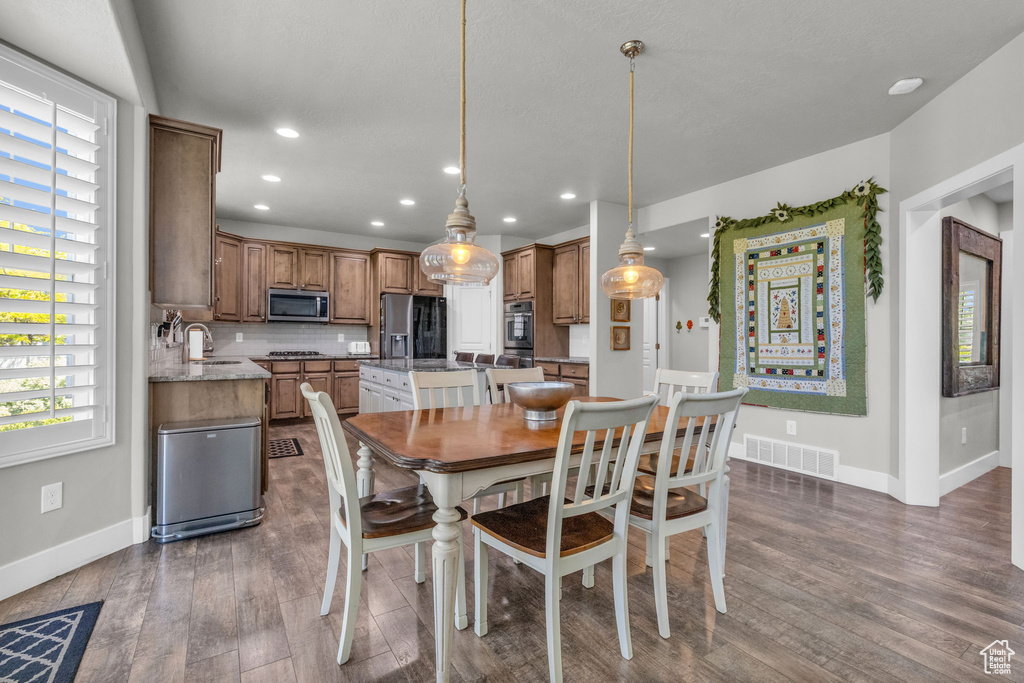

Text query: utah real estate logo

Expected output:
[980,640,1014,675]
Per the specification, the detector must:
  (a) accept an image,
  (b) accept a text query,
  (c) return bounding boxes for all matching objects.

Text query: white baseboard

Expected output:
[940,450,1000,496]
[132,507,152,544]
[0,513,148,602]
[730,441,898,496]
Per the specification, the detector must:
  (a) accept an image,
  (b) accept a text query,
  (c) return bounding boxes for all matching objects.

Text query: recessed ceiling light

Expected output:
[643,246,655,251]
[371,221,384,227]
[400,198,416,206]
[700,233,710,238]
[261,174,281,182]
[443,166,461,175]
[275,127,299,138]
[254,204,270,211]
[560,192,576,199]
[888,77,923,95]
[503,216,516,223]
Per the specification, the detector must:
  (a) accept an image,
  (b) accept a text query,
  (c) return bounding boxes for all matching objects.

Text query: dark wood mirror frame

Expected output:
[942,216,1002,397]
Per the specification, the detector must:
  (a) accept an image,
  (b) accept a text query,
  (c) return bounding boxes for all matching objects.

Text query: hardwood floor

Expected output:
[2,421,1020,682]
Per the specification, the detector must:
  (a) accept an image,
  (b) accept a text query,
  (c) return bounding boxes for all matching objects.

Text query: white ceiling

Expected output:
[132,0,1024,243]
[640,218,710,260]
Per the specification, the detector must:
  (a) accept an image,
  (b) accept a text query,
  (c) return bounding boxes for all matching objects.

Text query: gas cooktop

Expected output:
[268,351,323,357]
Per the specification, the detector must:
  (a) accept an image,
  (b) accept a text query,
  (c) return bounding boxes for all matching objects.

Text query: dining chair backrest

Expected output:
[485,367,544,404]
[546,394,660,561]
[651,387,746,500]
[301,383,362,539]
[410,369,481,409]
[653,368,718,404]
[475,353,495,365]
[455,351,474,362]
[495,354,522,369]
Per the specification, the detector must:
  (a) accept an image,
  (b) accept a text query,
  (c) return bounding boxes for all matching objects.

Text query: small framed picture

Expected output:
[610,300,631,322]
[611,326,631,351]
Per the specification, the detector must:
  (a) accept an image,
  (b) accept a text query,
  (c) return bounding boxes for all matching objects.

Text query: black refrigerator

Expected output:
[380,293,447,359]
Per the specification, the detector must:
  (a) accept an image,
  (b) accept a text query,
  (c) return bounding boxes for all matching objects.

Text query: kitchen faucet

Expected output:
[181,323,214,362]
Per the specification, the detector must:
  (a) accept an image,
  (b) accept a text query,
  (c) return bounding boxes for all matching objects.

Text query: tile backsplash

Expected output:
[207,322,370,356]
[569,324,590,358]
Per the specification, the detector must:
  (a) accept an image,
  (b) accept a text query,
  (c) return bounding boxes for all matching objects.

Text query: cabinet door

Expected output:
[302,372,332,417]
[268,245,299,289]
[213,235,242,321]
[552,243,579,324]
[566,378,589,397]
[149,116,221,308]
[329,251,371,324]
[517,249,536,299]
[300,248,329,290]
[502,254,518,301]
[270,374,301,419]
[579,241,591,324]
[379,252,413,293]
[242,242,267,322]
[369,384,384,413]
[414,260,444,296]
[333,373,359,412]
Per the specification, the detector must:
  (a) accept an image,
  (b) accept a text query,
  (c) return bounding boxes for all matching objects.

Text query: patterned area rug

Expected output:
[0,601,102,683]
[268,437,304,459]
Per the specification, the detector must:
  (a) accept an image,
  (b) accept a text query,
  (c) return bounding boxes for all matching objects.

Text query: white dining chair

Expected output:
[484,366,544,405]
[471,394,660,682]
[409,370,524,513]
[620,387,746,638]
[301,383,468,664]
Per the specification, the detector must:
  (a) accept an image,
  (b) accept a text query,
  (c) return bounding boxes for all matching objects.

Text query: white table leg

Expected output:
[421,471,463,683]
[356,441,375,571]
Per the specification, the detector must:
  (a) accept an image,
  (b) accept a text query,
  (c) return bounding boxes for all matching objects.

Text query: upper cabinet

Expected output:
[552,238,590,324]
[502,245,543,301]
[299,248,329,290]
[241,241,267,322]
[268,244,299,289]
[376,251,414,293]
[213,234,242,322]
[149,115,222,308]
[330,251,371,324]
[414,257,444,296]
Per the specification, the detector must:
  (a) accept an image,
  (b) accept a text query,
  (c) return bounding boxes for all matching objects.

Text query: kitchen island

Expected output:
[356,358,513,412]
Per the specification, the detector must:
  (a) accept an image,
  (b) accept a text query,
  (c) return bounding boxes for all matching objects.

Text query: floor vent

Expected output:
[738,434,838,481]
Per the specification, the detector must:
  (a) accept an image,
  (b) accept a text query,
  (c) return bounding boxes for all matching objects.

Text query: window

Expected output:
[0,44,116,466]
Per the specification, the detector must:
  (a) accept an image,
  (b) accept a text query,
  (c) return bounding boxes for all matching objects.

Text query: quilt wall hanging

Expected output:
[707,180,886,416]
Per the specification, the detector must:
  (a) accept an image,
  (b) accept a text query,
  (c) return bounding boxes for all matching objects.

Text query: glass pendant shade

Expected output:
[420,192,499,286]
[600,227,664,299]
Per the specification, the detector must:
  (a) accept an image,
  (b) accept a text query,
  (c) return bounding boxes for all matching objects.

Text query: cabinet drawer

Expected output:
[334,360,359,372]
[381,370,409,389]
[560,363,589,379]
[252,360,270,371]
[271,361,300,374]
[359,366,383,383]
[536,361,560,378]
[303,360,333,373]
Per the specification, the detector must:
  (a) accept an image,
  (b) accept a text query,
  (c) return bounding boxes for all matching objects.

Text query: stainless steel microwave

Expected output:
[267,288,329,322]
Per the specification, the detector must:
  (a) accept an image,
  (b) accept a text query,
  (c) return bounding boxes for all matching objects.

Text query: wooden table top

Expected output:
[343,397,712,473]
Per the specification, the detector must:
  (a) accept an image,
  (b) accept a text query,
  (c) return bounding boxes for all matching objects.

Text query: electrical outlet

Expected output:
[41,482,62,513]
[962,427,968,445]
[786,420,797,436]
[337,333,345,342]
[236,332,244,342]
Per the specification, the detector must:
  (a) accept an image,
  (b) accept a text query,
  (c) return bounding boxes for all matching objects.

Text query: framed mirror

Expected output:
[942,216,1002,397]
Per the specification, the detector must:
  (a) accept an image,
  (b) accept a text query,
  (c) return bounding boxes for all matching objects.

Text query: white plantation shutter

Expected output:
[0,45,116,466]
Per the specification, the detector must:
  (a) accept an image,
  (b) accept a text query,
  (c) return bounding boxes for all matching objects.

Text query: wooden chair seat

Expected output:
[345,485,468,539]
[585,479,708,521]
[636,447,696,477]
[470,495,614,558]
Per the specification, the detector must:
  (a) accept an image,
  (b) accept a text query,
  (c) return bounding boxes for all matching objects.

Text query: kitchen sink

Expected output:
[198,360,241,365]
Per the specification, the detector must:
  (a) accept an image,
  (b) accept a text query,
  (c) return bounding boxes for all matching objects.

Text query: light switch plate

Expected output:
[41,482,62,513]
[337,333,345,342]
[962,427,968,445]
[786,420,797,436]
[236,332,244,342]
[699,316,711,328]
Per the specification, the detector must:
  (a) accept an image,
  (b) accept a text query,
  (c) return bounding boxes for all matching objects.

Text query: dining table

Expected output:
[342,396,718,683]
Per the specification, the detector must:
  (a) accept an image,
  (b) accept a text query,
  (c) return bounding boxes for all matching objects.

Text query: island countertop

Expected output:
[149,356,272,383]
[357,358,513,373]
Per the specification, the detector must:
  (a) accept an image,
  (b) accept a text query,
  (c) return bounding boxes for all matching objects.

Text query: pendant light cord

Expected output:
[460,0,467,189]
[628,56,635,228]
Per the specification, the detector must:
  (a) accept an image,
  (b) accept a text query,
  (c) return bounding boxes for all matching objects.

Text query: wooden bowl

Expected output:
[505,381,575,421]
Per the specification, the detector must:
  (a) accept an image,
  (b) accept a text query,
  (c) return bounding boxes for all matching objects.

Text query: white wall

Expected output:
[638,133,892,478]
[666,253,712,373]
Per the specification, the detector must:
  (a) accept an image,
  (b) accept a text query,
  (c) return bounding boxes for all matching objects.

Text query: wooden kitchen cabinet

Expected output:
[242,242,267,322]
[149,115,222,309]
[329,251,371,324]
[299,248,329,290]
[414,258,444,296]
[500,244,568,358]
[301,369,332,417]
[502,254,517,301]
[333,372,359,413]
[502,245,542,301]
[552,237,590,324]
[376,251,414,293]
[270,372,302,419]
[268,244,300,289]
[213,234,241,322]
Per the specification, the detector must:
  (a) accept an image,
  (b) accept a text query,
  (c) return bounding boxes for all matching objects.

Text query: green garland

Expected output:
[707,179,886,322]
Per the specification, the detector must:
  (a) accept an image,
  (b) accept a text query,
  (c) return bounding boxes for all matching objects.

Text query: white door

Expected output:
[642,294,660,392]
[447,284,495,356]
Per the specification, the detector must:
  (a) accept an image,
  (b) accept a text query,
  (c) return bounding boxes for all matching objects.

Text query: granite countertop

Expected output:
[357,358,513,372]
[248,354,379,362]
[534,356,590,365]
[149,356,272,383]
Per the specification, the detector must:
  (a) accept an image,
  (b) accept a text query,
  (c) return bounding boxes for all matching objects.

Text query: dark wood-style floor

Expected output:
[2,422,1020,682]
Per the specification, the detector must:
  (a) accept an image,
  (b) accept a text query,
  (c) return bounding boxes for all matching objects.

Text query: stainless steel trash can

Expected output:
[152,416,264,543]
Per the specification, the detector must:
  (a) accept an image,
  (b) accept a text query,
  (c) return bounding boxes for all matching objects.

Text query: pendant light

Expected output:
[600,40,664,300]
[419,0,499,286]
